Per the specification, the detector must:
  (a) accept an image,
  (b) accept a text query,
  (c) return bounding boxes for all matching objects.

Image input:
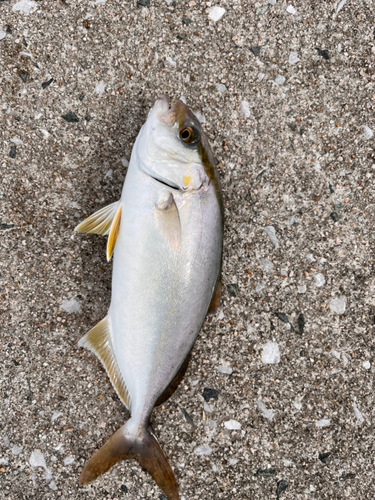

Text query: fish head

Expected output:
[135,95,210,194]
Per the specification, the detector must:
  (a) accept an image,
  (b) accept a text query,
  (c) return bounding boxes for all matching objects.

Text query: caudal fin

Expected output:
[79,422,179,500]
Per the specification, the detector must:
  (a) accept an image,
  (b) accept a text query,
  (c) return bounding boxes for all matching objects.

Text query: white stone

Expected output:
[0,458,8,465]
[314,273,326,287]
[263,226,280,248]
[63,456,74,465]
[305,253,316,262]
[194,444,213,456]
[217,310,224,320]
[224,419,241,430]
[104,169,113,178]
[297,285,307,294]
[61,299,80,313]
[94,81,106,94]
[288,216,295,226]
[215,365,233,375]
[35,113,43,120]
[208,6,226,22]
[217,84,227,93]
[165,56,176,68]
[12,0,37,15]
[51,411,63,422]
[41,129,49,139]
[283,459,293,467]
[240,101,250,118]
[258,72,265,81]
[261,342,280,364]
[203,402,212,413]
[331,350,341,360]
[0,31,6,41]
[352,403,364,423]
[286,5,296,14]
[316,418,330,428]
[194,111,206,124]
[229,458,238,465]
[30,451,47,469]
[11,445,23,456]
[268,0,276,4]
[288,52,300,64]
[255,283,265,292]
[10,138,23,145]
[337,43,342,53]
[48,481,58,491]
[364,126,373,140]
[275,75,286,85]
[121,158,129,168]
[93,0,107,3]
[330,298,346,315]
[256,400,275,421]
[336,0,346,14]
[260,258,274,270]
[363,361,371,370]
[293,401,302,410]
[341,354,349,365]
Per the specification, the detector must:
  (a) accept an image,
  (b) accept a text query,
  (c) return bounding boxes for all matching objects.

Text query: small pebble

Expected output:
[226,284,238,297]
[316,418,330,428]
[288,52,300,64]
[318,452,331,464]
[61,299,81,313]
[330,212,340,222]
[268,0,276,4]
[42,78,54,89]
[202,388,218,402]
[258,72,265,81]
[337,43,342,53]
[215,365,233,375]
[194,444,212,456]
[314,273,326,287]
[250,46,261,57]
[330,298,346,315]
[11,445,23,456]
[208,6,226,22]
[224,420,241,430]
[297,285,306,294]
[94,81,106,94]
[363,125,373,140]
[352,403,364,423]
[165,56,176,68]
[315,48,330,60]
[12,0,37,15]
[363,361,370,370]
[255,468,276,477]
[51,411,63,422]
[276,480,288,498]
[256,5,268,15]
[63,456,74,465]
[217,83,227,93]
[275,75,286,85]
[261,342,280,364]
[263,226,280,248]
[255,283,265,292]
[0,31,6,41]
[240,101,250,118]
[256,400,275,421]
[286,5,296,14]
[9,146,17,159]
[62,112,79,123]
[121,158,129,168]
[336,0,346,14]
[260,258,274,270]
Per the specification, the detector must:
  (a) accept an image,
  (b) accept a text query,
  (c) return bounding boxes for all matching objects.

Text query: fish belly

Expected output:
[109,165,222,425]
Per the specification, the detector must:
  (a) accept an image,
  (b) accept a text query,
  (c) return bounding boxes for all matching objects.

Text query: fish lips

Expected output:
[155,95,202,138]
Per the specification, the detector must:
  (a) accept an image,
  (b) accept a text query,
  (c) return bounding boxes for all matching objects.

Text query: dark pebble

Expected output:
[15,116,21,122]
[319,451,331,464]
[202,388,218,402]
[42,78,54,89]
[6,25,12,34]
[297,312,305,335]
[255,468,276,477]
[315,48,330,60]
[85,115,92,122]
[256,169,267,181]
[9,146,17,159]
[172,1,176,5]
[250,46,261,57]
[12,359,20,366]
[227,283,238,297]
[177,34,185,40]
[19,71,28,83]
[180,408,194,426]
[0,224,15,230]
[330,212,339,222]
[245,192,251,202]
[22,37,28,47]
[182,18,192,25]
[275,312,289,324]
[276,480,288,498]
[334,203,343,210]
[120,484,128,493]
[159,495,168,500]
[62,112,79,123]
[78,94,85,101]
[137,0,150,6]
[329,183,335,194]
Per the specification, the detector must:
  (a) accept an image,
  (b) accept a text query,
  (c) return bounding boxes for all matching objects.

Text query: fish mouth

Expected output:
[154,95,201,131]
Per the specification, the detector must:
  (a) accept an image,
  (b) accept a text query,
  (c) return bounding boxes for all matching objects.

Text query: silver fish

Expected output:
[75,95,223,499]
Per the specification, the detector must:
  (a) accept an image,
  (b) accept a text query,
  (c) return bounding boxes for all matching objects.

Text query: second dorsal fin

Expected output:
[78,317,130,409]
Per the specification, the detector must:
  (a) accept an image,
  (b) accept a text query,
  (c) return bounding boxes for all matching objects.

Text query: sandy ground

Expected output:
[1,0,375,499]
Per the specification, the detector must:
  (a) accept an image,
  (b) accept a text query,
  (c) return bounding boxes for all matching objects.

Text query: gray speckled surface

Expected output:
[1,0,375,499]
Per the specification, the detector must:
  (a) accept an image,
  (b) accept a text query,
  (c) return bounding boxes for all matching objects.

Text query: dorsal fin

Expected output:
[78,317,130,409]
[106,203,122,262]
[75,200,121,237]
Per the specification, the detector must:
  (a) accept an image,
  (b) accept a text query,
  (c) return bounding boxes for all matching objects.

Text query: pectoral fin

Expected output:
[155,195,181,252]
[106,203,122,261]
[208,278,221,315]
[78,317,130,409]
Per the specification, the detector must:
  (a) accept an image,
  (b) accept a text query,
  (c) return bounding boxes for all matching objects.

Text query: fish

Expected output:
[74,95,223,500]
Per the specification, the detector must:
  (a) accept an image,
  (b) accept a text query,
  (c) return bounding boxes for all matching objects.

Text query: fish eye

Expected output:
[179,126,200,146]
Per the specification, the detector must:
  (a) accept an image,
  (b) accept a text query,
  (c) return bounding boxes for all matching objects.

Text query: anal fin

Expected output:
[78,317,130,409]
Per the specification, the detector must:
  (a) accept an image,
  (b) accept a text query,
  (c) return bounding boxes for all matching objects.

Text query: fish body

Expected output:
[75,96,223,499]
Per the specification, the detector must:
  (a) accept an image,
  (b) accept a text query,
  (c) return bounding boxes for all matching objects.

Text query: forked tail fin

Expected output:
[79,421,179,500]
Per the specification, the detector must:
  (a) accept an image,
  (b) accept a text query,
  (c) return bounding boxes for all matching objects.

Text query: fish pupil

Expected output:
[181,129,191,140]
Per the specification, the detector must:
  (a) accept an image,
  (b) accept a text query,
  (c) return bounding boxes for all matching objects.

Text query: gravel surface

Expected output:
[1,1,375,499]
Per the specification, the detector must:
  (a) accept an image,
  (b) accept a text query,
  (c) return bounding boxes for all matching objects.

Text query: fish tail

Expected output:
[79,419,179,500]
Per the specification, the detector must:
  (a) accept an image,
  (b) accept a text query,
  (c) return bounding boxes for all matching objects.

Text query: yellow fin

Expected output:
[78,317,130,409]
[155,196,181,252]
[106,203,122,262]
[75,201,121,236]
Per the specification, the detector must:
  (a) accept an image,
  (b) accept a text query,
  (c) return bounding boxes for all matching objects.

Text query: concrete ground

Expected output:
[1,0,375,498]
